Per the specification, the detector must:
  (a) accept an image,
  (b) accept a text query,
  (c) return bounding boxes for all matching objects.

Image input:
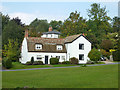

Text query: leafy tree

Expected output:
[3,39,20,62]
[88,48,101,62]
[100,40,113,52]
[87,3,111,38]
[49,20,62,30]
[2,20,24,47]
[29,18,49,33]
[112,17,120,32]
[60,11,88,37]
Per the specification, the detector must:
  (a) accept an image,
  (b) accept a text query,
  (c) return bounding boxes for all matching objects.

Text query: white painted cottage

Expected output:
[20,27,91,64]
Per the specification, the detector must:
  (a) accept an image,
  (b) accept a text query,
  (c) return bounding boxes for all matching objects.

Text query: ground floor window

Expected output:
[79,54,84,60]
[37,55,42,60]
[56,56,60,59]
[61,56,65,60]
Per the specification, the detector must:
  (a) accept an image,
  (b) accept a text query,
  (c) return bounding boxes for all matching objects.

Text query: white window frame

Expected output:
[36,55,42,60]
[57,45,63,50]
[35,44,42,50]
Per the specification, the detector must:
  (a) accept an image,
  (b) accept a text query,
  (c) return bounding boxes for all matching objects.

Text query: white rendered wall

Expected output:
[21,52,66,64]
[65,36,91,64]
[19,38,28,63]
[41,34,58,38]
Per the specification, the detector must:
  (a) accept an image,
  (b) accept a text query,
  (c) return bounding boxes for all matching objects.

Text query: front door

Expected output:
[45,56,48,64]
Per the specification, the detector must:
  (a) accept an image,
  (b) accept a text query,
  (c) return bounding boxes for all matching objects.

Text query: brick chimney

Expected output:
[25,29,28,37]
[49,26,52,32]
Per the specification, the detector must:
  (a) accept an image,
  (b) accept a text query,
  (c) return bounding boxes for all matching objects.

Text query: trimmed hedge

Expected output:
[62,61,71,64]
[69,57,78,64]
[26,61,32,65]
[50,58,59,65]
[113,50,120,61]
[33,61,43,65]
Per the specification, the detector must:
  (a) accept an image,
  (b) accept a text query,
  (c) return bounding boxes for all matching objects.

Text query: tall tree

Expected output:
[49,20,62,30]
[87,3,111,35]
[112,17,120,32]
[30,18,49,33]
[60,11,87,37]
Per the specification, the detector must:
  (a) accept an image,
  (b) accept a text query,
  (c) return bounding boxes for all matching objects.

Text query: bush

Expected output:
[69,57,78,64]
[31,57,34,64]
[2,57,7,67]
[26,61,32,65]
[100,49,110,59]
[33,61,43,65]
[62,61,71,64]
[88,48,101,63]
[5,59,12,69]
[2,57,12,69]
[113,50,120,61]
[50,58,59,65]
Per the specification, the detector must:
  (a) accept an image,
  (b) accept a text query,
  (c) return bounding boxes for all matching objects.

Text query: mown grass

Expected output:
[2,64,118,88]
[9,62,106,70]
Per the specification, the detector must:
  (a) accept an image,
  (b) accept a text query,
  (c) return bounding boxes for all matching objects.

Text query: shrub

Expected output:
[50,58,59,65]
[62,61,71,64]
[2,57,7,67]
[33,61,43,65]
[26,61,32,65]
[69,57,78,64]
[31,57,34,64]
[5,59,12,69]
[113,50,120,61]
[100,49,110,59]
[88,48,101,63]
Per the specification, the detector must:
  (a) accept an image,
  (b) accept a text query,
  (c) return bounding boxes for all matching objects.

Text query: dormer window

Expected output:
[57,45,63,50]
[35,44,42,50]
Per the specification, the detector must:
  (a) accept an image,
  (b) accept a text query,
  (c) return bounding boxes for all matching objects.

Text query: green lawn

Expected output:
[9,62,105,70]
[2,64,118,88]
[10,62,80,70]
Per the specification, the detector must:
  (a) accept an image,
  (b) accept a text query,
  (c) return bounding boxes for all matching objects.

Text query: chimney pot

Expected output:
[49,26,52,32]
[25,29,28,37]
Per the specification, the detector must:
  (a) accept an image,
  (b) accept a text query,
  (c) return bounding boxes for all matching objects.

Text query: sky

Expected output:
[1,1,119,25]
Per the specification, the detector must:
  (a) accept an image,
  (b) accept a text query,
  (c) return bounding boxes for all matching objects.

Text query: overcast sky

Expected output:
[1,1,119,25]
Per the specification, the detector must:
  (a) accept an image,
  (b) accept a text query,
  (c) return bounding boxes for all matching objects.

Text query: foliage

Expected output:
[88,48,101,62]
[50,58,59,65]
[62,61,71,64]
[101,40,113,51]
[33,61,43,65]
[49,20,62,30]
[112,17,120,32]
[60,11,88,37]
[113,50,120,61]
[3,57,12,69]
[69,57,79,64]
[29,18,49,36]
[26,61,32,65]
[3,39,20,62]
[100,49,110,58]
[31,57,34,64]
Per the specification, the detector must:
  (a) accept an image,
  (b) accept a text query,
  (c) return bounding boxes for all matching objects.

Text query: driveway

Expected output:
[1,62,119,72]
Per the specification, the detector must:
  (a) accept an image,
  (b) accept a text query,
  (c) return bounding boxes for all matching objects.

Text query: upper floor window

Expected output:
[79,44,84,50]
[35,44,42,50]
[57,45,63,50]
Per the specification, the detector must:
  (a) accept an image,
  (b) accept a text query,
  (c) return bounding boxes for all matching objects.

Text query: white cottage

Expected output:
[20,27,91,64]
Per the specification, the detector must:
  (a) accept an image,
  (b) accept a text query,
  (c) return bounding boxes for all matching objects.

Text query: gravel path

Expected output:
[1,62,119,72]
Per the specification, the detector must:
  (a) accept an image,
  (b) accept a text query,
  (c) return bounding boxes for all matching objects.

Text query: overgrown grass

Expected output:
[2,64,118,88]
